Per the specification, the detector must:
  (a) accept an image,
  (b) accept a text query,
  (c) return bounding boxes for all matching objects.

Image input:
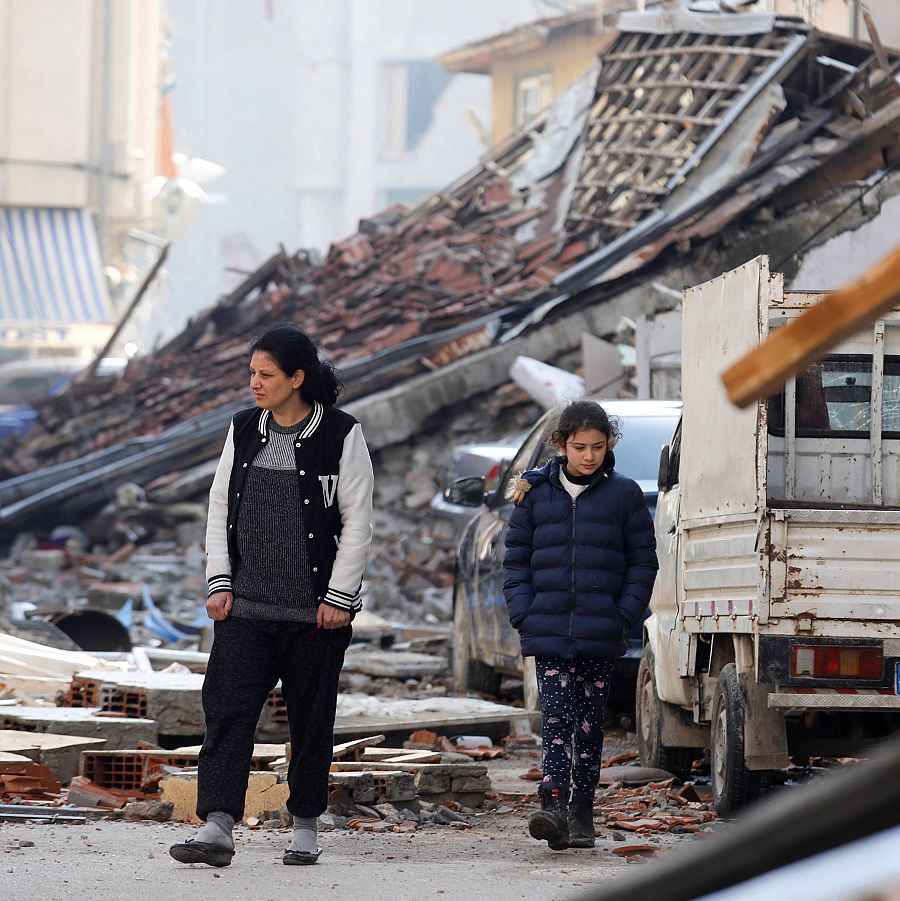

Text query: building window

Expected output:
[515,72,553,129]
[794,0,822,27]
[382,61,452,155]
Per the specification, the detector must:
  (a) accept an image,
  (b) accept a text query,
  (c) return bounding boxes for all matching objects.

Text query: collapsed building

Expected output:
[1,7,899,536]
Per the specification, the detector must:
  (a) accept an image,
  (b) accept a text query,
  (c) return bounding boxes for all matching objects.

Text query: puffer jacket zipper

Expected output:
[568,495,577,641]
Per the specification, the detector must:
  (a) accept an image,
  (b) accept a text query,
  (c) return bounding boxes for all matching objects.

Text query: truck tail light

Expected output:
[791,645,883,680]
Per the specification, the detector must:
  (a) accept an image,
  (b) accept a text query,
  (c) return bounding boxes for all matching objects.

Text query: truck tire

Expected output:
[710,663,770,815]
[451,575,501,696]
[636,647,697,781]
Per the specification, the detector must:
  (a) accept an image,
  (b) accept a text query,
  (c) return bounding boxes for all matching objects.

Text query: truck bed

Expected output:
[769,508,900,624]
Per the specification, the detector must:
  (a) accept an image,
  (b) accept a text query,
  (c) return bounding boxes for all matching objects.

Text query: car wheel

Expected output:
[636,646,697,781]
[710,663,770,815]
[451,575,501,696]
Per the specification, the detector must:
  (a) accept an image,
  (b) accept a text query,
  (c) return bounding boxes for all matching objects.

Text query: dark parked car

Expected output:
[451,399,681,711]
[426,430,527,550]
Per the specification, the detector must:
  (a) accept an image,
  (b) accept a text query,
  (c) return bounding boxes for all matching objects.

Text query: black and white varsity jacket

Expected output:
[205,401,374,614]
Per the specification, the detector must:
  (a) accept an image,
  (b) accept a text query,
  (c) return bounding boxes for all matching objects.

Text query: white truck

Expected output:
[639,256,900,814]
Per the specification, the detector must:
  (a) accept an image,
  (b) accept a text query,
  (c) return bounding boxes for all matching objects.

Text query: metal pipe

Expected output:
[97,0,114,264]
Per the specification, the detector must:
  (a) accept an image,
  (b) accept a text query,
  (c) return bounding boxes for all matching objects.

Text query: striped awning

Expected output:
[0,207,113,325]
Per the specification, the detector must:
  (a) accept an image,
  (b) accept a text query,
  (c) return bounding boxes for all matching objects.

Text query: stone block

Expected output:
[413,771,452,794]
[450,774,492,793]
[161,771,290,824]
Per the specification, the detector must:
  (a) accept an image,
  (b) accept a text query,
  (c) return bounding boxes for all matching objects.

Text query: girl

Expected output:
[170,323,374,868]
[504,400,657,850]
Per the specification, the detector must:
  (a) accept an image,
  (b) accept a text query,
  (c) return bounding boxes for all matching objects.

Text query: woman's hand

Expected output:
[317,604,351,629]
[206,590,233,621]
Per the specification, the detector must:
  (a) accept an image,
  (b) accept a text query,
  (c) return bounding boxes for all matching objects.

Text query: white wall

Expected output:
[0,0,162,258]
[160,0,536,344]
[791,189,900,291]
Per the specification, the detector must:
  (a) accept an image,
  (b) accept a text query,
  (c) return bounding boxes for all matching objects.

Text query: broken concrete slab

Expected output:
[0,729,106,784]
[333,697,531,736]
[71,670,205,736]
[0,705,157,749]
[342,649,447,679]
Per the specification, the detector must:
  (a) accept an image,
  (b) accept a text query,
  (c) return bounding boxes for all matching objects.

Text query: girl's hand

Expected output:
[206,591,233,621]
[317,604,351,629]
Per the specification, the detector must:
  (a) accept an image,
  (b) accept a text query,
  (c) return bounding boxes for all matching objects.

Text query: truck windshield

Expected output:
[768,355,900,438]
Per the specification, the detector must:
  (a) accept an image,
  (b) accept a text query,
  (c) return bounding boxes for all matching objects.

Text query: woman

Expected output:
[504,400,657,850]
[170,323,374,868]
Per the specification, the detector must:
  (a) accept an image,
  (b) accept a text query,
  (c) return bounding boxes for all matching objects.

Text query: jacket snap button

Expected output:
[299,470,305,475]
[312,567,318,572]
[308,533,314,538]
[304,499,310,505]
[261,438,266,443]
[295,442,301,448]
[236,492,240,498]
[242,463,248,468]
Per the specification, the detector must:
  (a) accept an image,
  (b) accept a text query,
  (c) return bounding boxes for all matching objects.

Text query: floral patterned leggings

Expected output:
[535,655,615,803]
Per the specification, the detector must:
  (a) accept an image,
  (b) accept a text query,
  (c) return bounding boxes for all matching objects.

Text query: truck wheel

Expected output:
[636,647,697,781]
[451,576,501,696]
[710,663,770,815]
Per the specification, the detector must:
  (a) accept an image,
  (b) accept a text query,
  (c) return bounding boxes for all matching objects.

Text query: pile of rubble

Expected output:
[0,728,510,830]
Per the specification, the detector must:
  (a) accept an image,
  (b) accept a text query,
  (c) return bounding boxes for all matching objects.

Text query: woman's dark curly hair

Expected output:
[549,400,620,450]
[249,323,344,406]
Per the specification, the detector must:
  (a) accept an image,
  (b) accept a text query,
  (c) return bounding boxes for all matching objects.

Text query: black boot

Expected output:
[529,782,569,850]
[567,798,596,848]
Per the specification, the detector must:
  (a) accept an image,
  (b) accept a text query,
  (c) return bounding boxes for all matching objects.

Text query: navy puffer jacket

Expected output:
[503,453,658,659]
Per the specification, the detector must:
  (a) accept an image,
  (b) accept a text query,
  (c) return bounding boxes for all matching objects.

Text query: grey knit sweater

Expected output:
[231,417,317,622]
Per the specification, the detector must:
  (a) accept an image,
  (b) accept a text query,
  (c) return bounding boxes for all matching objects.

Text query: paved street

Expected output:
[0,807,643,901]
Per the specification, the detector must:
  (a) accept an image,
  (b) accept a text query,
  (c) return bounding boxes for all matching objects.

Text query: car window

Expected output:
[614,415,681,483]
[493,420,552,508]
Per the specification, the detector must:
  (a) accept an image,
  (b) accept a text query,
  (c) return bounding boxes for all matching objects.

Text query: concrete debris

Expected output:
[0,707,158,750]
[0,730,105,784]
[122,799,173,822]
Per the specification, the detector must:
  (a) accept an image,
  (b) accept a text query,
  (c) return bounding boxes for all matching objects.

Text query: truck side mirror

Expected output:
[446,476,487,508]
[657,444,670,493]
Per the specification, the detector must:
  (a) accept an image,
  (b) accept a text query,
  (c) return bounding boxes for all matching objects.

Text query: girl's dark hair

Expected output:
[550,400,620,449]
[250,323,344,406]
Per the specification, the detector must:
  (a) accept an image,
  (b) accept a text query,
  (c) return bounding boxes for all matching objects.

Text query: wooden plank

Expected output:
[606,112,721,128]
[331,735,385,761]
[600,79,747,94]
[333,708,529,735]
[581,179,669,196]
[600,146,686,161]
[330,760,487,775]
[863,10,892,74]
[723,245,900,407]
[603,45,783,62]
[362,748,442,764]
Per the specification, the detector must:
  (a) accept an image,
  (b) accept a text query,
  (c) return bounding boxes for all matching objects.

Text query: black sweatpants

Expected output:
[197,615,351,822]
